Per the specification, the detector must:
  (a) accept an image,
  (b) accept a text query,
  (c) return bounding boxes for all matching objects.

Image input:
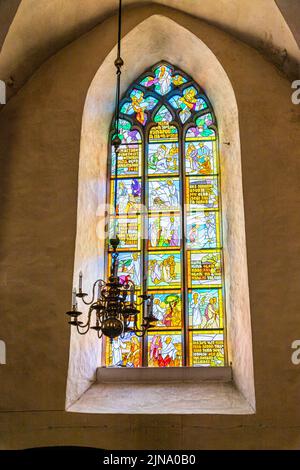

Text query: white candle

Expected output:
[72,288,76,308]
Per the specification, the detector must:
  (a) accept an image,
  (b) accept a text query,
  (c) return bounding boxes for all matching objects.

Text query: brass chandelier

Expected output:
[66,0,158,340]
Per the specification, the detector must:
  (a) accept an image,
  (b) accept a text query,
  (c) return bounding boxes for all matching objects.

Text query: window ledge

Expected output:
[66,367,254,415]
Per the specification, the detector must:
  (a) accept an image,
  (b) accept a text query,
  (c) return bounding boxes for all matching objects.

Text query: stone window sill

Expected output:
[67,367,255,415]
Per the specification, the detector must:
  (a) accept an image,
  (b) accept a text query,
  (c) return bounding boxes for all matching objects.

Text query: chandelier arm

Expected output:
[81,279,105,305]
[77,305,94,329]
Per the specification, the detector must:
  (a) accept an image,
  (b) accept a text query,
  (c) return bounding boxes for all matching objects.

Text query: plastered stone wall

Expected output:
[0,4,299,449]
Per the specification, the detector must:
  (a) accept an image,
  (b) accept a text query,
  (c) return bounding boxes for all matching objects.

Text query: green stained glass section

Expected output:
[185,141,217,175]
[154,105,173,123]
[148,215,181,249]
[186,211,220,249]
[148,143,179,175]
[148,252,181,288]
[187,176,219,211]
[189,331,224,367]
[148,332,182,367]
[148,178,180,212]
[186,113,216,140]
[188,250,222,288]
[114,119,142,144]
[188,289,223,329]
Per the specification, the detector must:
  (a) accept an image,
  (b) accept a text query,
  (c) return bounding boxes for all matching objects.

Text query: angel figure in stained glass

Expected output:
[122,90,158,125]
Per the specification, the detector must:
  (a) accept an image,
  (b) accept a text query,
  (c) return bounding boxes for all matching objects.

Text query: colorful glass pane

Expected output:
[188,250,222,287]
[148,178,180,211]
[149,123,178,142]
[111,144,141,176]
[172,74,187,86]
[109,216,141,250]
[185,141,217,175]
[189,331,224,367]
[115,252,141,286]
[169,88,207,124]
[151,292,182,328]
[148,252,181,288]
[121,89,158,125]
[148,215,181,249]
[186,212,220,249]
[114,119,142,144]
[154,105,173,123]
[140,75,155,88]
[187,176,219,211]
[148,143,179,175]
[152,65,173,95]
[106,332,142,368]
[186,113,215,140]
[148,332,182,367]
[111,178,142,215]
[188,289,223,329]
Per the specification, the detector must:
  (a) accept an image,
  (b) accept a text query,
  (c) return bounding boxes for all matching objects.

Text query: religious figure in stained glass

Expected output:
[148,143,179,175]
[105,61,226,368]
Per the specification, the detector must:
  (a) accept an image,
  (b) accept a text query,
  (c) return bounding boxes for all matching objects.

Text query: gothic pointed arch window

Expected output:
[104,61,226,368]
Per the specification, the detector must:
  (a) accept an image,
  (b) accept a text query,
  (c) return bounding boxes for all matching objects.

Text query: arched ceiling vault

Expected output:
[0,0,299,102]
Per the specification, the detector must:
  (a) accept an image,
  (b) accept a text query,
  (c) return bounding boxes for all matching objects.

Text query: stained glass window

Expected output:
[105,62,226,368]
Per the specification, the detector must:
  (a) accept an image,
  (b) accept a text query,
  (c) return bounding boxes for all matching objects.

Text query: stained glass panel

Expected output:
[186,211,220,249]
[151,291,182,328]
[106,332,142,368]
[148,332,182,367]
[148,252,181,289]
[153,105,173,123]
[148,143,179,175]
[115,119,142,144]
[189,331,224,367]
[187,176,219,211]
[111,144,141,176]
[148,178,180,212]
[188,289,223,329]
[188,250,222,287]
[109,216,141,250]
[121,89,158,125]
[148,215,181,249]
[110,178,142,215]
[185,141,217,175]
[149,123,178,142]
[186,113,216,140]
[106,61,226,368]
[114,251,141,286]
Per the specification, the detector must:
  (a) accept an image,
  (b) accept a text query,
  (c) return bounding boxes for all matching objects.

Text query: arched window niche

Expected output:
[66,15,255,414]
